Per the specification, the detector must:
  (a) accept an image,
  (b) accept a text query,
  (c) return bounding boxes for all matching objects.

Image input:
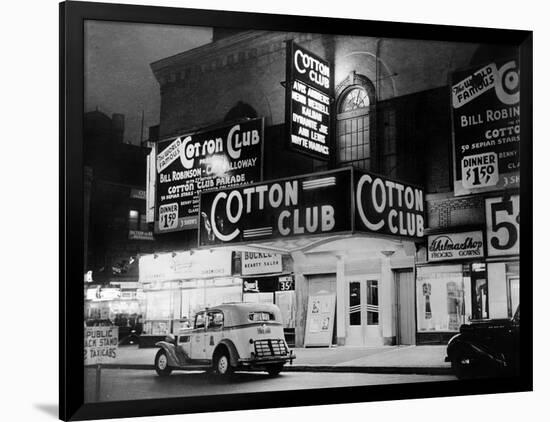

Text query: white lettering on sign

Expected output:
[356,174,424,238]
[175,125,260,170]
[294,49,330,89]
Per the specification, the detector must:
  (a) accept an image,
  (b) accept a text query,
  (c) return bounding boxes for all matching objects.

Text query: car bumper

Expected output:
[238,350,295,366]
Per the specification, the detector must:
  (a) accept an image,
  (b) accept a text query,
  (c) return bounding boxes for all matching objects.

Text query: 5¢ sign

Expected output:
[485,195,519,256]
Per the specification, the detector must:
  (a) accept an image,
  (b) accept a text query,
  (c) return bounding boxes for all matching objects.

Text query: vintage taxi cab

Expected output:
[154,303,295,377]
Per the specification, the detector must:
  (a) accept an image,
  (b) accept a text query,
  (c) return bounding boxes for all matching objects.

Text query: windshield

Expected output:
[248,312,275,322]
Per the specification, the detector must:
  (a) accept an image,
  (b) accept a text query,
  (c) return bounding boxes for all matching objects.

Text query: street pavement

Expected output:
[85,367,456,403]
[111,344,451,373]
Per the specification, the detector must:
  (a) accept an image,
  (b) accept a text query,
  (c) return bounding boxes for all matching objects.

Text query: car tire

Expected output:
[154,349,173,377]
[266,364,284,376]
[214,349,234,377]
[451,354,474,380]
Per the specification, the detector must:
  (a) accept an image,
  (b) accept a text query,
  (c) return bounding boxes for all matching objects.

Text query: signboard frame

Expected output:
[285,40,334,161]
[450,58,521,196]
[427,230,486,263]
[154,117,264,233]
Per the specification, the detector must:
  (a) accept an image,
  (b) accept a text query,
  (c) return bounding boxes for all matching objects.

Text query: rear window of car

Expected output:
[248,312,275,322]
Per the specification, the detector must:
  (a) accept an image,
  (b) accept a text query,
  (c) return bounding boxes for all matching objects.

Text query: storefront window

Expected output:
[470,263,488,320]
[416,265,471,332]
[487,261,519,318]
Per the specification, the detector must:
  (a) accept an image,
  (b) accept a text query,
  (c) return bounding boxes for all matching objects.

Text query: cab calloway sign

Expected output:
[198,168,424,246]
[155,118,263,233]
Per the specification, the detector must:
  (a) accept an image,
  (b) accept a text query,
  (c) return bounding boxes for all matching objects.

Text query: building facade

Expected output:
[140,30,519,347]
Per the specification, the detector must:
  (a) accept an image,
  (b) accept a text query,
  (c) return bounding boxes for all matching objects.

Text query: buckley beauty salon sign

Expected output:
[427,231,485,262]
[242,252,283,275]
[155,118,263,233]
[285,41,333,160]
[198,168,425,247]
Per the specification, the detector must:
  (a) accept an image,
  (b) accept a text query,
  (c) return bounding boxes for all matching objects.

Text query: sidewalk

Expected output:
[110,344,452,375]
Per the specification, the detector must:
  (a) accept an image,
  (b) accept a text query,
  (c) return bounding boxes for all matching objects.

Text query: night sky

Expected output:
[84,20,212,144]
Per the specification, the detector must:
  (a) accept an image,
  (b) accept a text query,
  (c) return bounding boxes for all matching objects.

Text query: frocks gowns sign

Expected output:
[451,59,520,196]
[198,168,425,246]
[427,231,485,262]
[155,118,263,233]
[285,41,333,160]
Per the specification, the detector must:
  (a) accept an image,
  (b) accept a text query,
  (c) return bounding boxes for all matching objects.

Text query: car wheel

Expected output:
[155,349,173,377]
[451,354,475,380]
[266,364,284,376]
[214,350,234,377]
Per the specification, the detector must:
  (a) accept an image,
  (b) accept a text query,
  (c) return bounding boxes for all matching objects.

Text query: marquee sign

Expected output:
[155,118,263,233]
[451,58,520,196]
[427,231,485,262]
[198,168,426,246]
[198,169,352,246]
[354,170,425,238]
[285,41,333,160]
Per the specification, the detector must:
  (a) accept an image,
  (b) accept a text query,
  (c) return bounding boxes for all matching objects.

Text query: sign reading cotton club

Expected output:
[155,118,263,233]
[198,168,425,246]
[286,41,333,160]
[199,169,352,246]
[354,170,425,238]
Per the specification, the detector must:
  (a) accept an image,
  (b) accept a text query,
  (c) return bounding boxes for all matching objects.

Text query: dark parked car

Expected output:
[446,306,520,379]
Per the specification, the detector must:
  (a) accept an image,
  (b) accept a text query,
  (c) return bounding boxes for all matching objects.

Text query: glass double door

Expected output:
[346,279,382,346]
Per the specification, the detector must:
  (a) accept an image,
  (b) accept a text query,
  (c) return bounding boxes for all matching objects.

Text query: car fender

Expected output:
[214,339,240,367]
[447,336,507,367]
[155,341,183,367]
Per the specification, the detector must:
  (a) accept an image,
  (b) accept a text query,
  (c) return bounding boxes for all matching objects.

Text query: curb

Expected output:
[285,365,453,376]
[97,363,453,376]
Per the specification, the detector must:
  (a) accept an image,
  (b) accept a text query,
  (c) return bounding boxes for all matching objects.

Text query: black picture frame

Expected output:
[60,1,533,420]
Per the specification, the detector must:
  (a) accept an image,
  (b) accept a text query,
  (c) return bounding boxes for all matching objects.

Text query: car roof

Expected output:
[204,302,282,326]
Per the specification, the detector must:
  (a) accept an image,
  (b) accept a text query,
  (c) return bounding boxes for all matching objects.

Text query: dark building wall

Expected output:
[149,31,518,248]
[84,111,158,282]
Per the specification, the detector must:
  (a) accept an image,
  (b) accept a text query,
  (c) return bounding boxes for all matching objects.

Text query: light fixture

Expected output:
[380,250,395,258]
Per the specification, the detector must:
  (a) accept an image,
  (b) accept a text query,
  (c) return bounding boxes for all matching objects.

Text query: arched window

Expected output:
[336,74,375,171]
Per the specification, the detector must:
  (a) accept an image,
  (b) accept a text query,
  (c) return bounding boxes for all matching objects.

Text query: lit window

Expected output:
[128,209,139,230]
[337,85,372,171]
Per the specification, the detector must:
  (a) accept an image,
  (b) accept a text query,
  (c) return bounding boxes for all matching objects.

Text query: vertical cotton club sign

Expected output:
[286,41,333,160]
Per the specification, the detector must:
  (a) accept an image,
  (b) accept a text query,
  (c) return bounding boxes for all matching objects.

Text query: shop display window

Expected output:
[416,265,472,332]
[487,261,520,318]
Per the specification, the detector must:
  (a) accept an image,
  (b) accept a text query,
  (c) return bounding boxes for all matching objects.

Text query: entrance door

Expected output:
[346,279,381,346]
[395,270,415,345]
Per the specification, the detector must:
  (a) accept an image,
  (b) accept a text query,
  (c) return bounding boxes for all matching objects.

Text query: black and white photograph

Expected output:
[76,6,528,405]
[22,0,539,420]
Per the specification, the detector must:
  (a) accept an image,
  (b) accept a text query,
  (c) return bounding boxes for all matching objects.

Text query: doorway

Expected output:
[395,270,415,345]
[346,278,382,346]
